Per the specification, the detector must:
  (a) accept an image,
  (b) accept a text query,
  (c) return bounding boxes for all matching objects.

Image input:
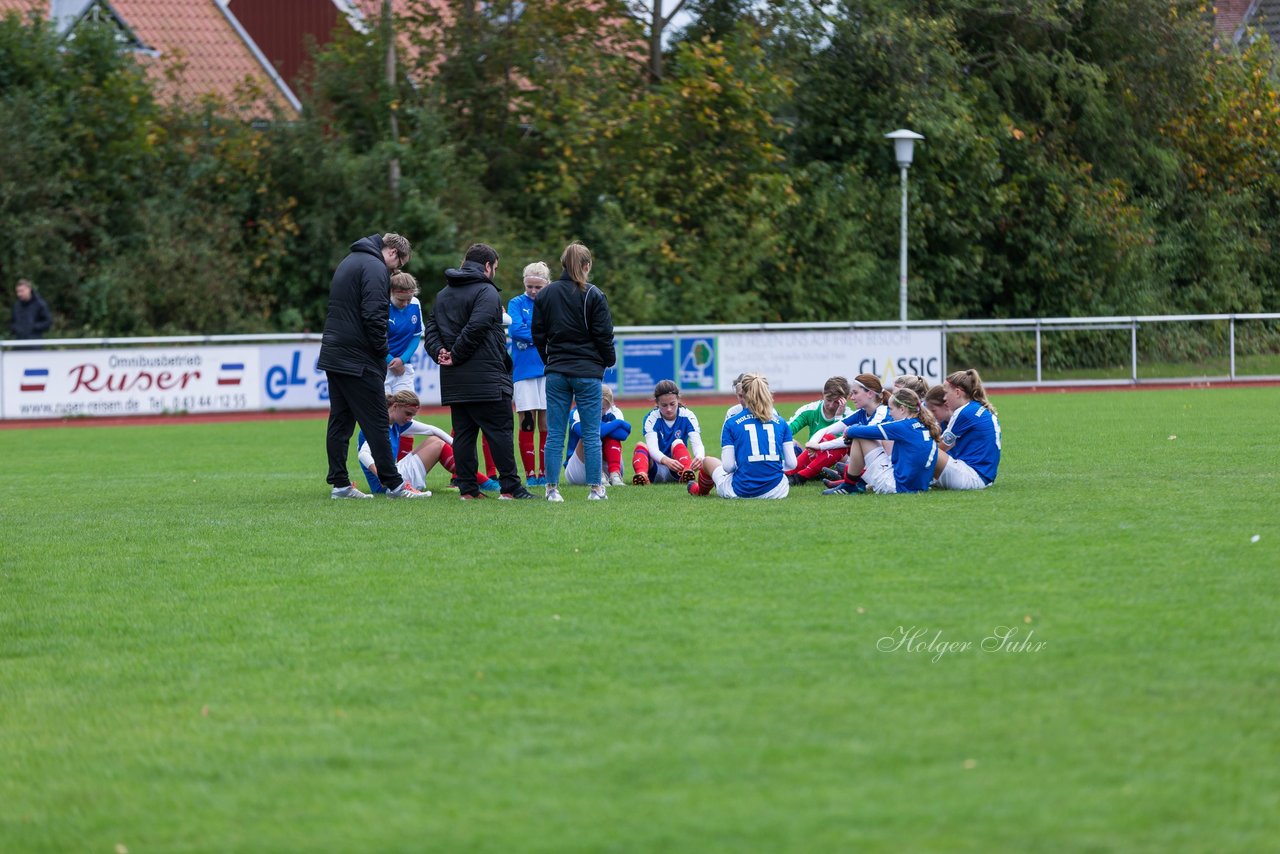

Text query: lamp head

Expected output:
[885,129,925,168]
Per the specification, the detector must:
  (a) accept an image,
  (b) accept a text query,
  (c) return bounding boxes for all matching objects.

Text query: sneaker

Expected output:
[446,477,460,491]
[822,481,857,496]
[819,467,841,482]
[479,479,501,492]
[527,476,545,487]
[459,492,488,501]
[679,468,697,483]
[386,483,431,499]
[588,486,608,500]
[822,476,844,489]
[545,485,565,503]
[787,473,803,487]
[500,487,537,500]
[607,471,626,487]
[835,461,848,477]
[687,481,701,496]
[632,472,650,486]
[331,484,372,500]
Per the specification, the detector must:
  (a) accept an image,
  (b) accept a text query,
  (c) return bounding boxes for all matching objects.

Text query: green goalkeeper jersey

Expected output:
[788,399,853,442]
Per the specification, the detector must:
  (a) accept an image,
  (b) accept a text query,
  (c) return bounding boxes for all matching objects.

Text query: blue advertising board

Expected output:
[620,338,675,395]
[678,337,716,391]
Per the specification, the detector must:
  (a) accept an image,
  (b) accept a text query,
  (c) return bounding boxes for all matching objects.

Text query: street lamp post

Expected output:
[885,129,925,326]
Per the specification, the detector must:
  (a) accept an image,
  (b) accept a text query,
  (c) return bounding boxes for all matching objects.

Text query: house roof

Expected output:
[0,0,300,117]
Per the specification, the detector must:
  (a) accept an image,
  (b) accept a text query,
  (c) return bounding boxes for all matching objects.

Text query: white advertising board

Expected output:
[258,344,443,409]
[716,329,943,392]
[2,346,262,419]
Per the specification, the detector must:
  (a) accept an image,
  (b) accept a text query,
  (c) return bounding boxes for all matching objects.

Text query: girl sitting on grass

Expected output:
[632,380,704,484]
[823,388,944,495]
[357,390,452,496]
[564,386,633,486]
[784,375,854,484]
[934,368,1002,490]
[688,373,796,499]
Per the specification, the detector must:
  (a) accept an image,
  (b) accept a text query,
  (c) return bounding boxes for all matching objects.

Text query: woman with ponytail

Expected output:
[935,368,1003,490]
[531,242,617,502]
[688,373,796,500]
[823,388,944,495]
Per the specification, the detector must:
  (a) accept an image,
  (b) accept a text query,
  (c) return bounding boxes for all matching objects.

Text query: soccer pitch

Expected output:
[2,387,1277,852]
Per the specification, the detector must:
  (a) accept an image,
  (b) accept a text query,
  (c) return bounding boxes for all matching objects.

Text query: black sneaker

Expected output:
[500,487,537,500]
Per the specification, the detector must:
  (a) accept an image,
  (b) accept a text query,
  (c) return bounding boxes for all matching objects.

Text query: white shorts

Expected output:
[861,446,896,494]
[936,456,990,491]
[397,453,428,491]
[513,377,546,411]
[712,466,790,500]
[384,363,416,394]
[563,451,601,486]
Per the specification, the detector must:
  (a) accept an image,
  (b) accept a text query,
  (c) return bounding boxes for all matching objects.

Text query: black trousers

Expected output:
[451,397,520,497]
[325,369,402,491]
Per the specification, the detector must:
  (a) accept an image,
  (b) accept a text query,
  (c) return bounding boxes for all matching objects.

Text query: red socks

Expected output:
[632,444,651,478]
[603,438,623,475]
[519,429,536,478]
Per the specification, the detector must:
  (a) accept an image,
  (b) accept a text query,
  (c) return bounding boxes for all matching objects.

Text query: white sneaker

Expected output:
[607,471,626,487]
[588,486,608,501]
[331,485,372,499]
[386,483,431,499]
[545,485,564,503]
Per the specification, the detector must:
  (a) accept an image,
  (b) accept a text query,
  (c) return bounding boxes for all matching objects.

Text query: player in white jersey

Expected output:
[632,380,705,484]
[357,390,452,495]
[688,373,795,499]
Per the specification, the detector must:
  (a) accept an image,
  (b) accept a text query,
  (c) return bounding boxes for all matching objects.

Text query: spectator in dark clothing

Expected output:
[11,279,52,341]
[423,243,534,500]
[318,233,428,500]
[531,242,616,503]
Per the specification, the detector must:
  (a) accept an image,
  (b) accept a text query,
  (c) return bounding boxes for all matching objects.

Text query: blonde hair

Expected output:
[890,388,942,443]
[894,374,929,398]
[560,242,592,292]
[390,271,419,296]
[601,386,614,410]
[740,373,775,422]
[386,389,420,408]
[945,368,997,416]
[523,261,550,284]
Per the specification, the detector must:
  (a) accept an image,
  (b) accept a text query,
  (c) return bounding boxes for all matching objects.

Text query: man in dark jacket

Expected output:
[423,244,534,500]
[11,279,52,341]
[318,233,427,499]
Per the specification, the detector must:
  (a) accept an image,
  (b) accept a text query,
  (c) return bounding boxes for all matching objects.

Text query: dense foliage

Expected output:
[2,0,1278,335]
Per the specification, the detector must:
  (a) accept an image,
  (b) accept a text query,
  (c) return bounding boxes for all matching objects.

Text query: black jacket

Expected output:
[531,272,616,379]
[317,235,391,377]
[11,291,52,339]
[423,260,513,403]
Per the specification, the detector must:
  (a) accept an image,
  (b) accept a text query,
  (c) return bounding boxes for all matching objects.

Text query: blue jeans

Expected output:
[544,372,603,488]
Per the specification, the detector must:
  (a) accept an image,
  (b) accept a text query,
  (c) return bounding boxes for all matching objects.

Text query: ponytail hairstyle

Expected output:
[560,242,593,292]
[601,385,615,411]
[386,389,421,409]
[894,374,929,399]
[823,375,851,399]
[924,384,947,408]
[945,368,997,416]
[851,373,890,407]
[740,373,775,422]
[890,388,942,444]
[653,379,680,401]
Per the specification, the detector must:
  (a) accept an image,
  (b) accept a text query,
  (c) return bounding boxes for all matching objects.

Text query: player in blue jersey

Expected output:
[687,373,795,499]
[509,261,550,485]
[356,390,449,497]
[934,368,1002,490]
[384,273,424,395]
[797,373,891,485]
[631,380,704,485]
[824,388,944,495]
[564,386,632,485]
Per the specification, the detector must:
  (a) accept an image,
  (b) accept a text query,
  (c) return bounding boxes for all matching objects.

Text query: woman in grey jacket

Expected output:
[531,242,616,502]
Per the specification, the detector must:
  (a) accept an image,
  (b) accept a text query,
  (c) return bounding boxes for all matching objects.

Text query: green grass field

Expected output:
[2,388,1278,852]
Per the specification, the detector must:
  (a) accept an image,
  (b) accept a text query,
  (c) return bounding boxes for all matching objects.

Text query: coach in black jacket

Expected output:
[424,243,532,499]
[318,232,413,498]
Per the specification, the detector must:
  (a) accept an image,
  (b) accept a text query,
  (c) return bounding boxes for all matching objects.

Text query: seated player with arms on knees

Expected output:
[564,386,633,486]
[688,373,796,500]
[798,373,891,484]
[824,388,945,495]
[356,390,452,496]
[783,375,853,485]
[923,384,952,433]
[934,368,1002,490]
[632,380,704,485]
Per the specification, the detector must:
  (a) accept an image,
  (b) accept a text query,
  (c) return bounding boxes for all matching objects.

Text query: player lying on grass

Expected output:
[782,375,852,485]
[789,373,891,485]
[564,386,632,486]
[688,372,796,500]
[934,368,1002,490]
[632,380,704,485]
[355,390,449,497]
[823,387,944,495]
